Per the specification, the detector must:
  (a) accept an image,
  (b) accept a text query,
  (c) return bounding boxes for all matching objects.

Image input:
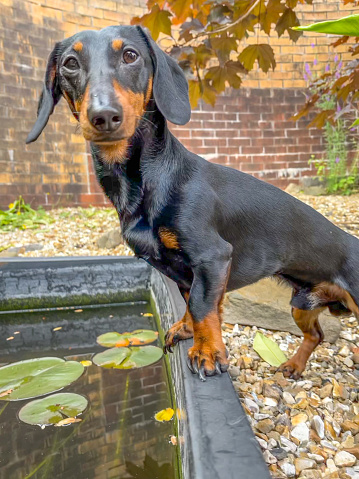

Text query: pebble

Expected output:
[311,415,325,439]
[283,391,295,404]
[257,418,274,434]
[291,423,310,443]
[280,462,296,477]
[334,451,357,467]
[280,436,297,453]
[263,450,277,464]
[270,448,287,461]
[244,397,259,414]
[294,458,316,474]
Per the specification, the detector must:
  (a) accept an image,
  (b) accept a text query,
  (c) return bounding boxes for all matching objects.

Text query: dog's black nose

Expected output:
[88,107,122,132]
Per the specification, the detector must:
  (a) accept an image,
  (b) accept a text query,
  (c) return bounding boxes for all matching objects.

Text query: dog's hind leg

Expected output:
[164,291,194,353]
[279,307,325,380]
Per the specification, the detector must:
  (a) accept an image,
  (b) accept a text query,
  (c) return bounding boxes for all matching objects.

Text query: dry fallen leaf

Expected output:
[53,327,62,332]
[54,417,82,427]
[142,313,153,317]
[169,436,177,445]
[155,408,174,422]
[6,337,14,341]
[0,389,13,397]
[74,309,83,313]
[13,331,20,335]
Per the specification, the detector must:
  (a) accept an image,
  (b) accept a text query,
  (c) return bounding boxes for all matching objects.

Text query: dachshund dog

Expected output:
[27,25,359,381]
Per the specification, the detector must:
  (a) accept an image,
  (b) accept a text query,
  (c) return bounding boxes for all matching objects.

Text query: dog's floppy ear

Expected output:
[26,43,63,144]
[137,27,191,125]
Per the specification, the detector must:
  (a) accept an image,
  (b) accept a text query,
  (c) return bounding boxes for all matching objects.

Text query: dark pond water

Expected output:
[0,302,179,479]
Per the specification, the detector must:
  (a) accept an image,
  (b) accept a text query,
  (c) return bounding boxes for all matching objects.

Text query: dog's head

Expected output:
[26,26,191,155]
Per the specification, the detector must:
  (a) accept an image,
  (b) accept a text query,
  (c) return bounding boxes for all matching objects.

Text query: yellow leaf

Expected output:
[155,408,174,422]
[54,417,82,427]
[142,313,153,317]
[74,309,83,313]
[6,337,14,341]
[53,327,62,332]
[80,360,92,367]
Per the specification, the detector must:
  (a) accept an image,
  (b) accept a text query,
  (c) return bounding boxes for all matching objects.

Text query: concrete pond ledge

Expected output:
[0,256,270,479]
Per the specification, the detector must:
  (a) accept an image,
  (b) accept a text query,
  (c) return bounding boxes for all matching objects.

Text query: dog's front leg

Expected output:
[186,244,232,380]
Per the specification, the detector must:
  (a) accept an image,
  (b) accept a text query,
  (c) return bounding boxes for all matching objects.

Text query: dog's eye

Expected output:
[123,50,138,64]
[64,58,80,71]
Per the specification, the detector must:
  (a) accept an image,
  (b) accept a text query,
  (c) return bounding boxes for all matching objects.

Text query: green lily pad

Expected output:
[0,357,84,401]
[253,332,288,367]
[93,346,163,369]
[18,392,88,427]
[96,330,159,348]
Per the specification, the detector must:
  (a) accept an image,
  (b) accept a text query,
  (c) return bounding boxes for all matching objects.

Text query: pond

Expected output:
[0,302,180,479]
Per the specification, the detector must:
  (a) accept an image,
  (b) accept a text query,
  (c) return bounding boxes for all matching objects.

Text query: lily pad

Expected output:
[0,357,84,401]
[253,332,287,367]
[96,330,158,348]
[18,392,88,427]
[93,346,163,369]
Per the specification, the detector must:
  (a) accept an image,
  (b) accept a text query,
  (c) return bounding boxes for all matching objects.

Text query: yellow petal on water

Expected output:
[142,313,153,317]
[54,417,82,427]
[0,389,13,397]
[6,337,14,341]
[155,408,174,422]
[53,327,62,331]
[74,309,83,313]
[80,360,92,367]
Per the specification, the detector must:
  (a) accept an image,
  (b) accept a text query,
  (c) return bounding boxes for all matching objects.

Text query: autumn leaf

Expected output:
[238,44,276,73]
[188,80,201,108]
[210,35,238,57]
[131,5,172,41]
[276,8,302,41]
[168,0,193,23]
[260,0,285,35]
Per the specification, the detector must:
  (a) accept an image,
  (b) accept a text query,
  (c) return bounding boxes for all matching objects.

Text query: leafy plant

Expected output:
[97,330,159,348]
[18,393,88,427]
[131,0,313,108]
[293,12,359,129]
[93,345,163,369]
[0,357,84,401]
[0,196,54,232]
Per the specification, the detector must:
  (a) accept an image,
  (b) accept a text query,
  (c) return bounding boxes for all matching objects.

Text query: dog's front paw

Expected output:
[278,359,304,380]
[163,319,193,354]
[187,344,228,381]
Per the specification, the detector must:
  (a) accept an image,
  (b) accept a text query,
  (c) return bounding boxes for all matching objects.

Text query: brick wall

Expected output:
[0,0,356,208]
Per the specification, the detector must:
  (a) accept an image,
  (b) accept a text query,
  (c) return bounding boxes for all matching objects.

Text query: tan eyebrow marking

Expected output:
[112,39,123,51]
[73,41,83,52]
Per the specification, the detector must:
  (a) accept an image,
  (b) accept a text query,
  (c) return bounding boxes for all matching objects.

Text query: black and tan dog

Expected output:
[27,25,359,381]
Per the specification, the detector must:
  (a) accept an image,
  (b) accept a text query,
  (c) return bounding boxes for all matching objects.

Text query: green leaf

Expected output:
[238,44,276,73]
[293,14,359,37]
[253,332,287,367]
[350,118,359,128]
[93,346,163,369]
[0,358,84,401]
[96,330,158,348]
[131,5,172,41]
[18,393,88,427]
